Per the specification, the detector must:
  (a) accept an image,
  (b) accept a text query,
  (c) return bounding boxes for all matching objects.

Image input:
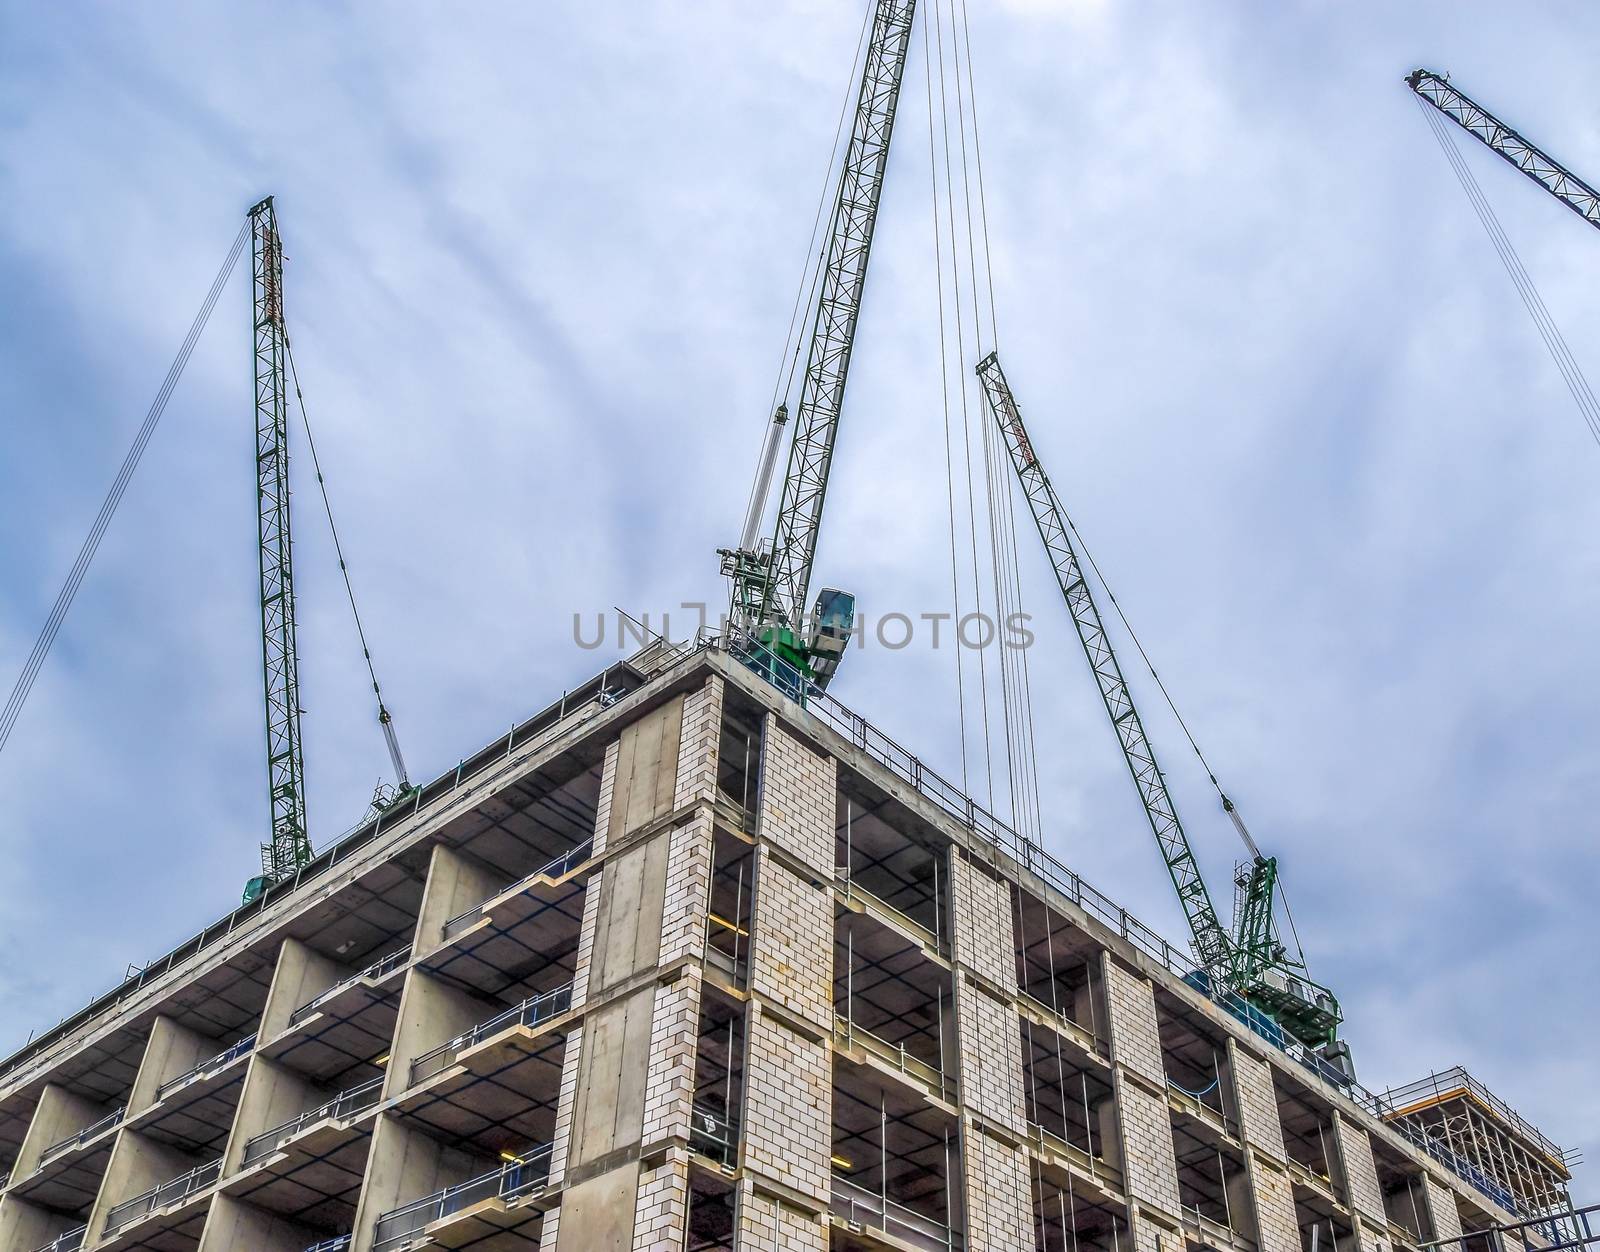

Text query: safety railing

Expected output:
[408,983,574,1086]
[833,1013,954,1103]
[831,1175,963,1251]
[288,946,411,1029]
[689,1103,738,1166]
[103,1158,222,1236]
[1379,1067,1568,1167]
[301,1238,351,1252]
[29,1225,86,1252]
[441,840,593,942]
[241,1077,384,1166]
[37,1106,125,1169]
[155,1034,256,1101]
[371,1144,553,1251]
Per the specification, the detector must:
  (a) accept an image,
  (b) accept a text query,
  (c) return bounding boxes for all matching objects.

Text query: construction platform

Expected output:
[0,638,1579,1252]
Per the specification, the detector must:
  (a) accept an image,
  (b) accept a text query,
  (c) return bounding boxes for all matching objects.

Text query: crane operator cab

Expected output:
[806,588,856,691]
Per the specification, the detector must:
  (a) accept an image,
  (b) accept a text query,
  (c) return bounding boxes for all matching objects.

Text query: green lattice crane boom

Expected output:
[721,0,919,689]
[1407,69,1600,233]
[975,351,1342,1051]
[244,195,309,901]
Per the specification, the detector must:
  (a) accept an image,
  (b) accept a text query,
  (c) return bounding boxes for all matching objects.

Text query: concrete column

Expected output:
[415,843,507,957]
[380,968,494,1101]
[220,1055,318,1174]
[1102,955,1183,1238]
[198,1193,325,1252]
[0,1194,73,1250]
[961,1124,1033,1252]
[11,1082,106,1179]
[602,695,686,852]
[349,1113,489,1252]
[84,1128,202,1244]
[1421,1173,1463,1242]
[126,1015,212,1117]
[259,936,349,1042]
[1333,1110,1388,1227]
[734,1178,827,1251]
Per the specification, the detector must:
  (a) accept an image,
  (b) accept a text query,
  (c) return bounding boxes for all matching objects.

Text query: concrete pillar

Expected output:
[259,936,349,1042]
[381,968,495,1101]
[220,1055,318,1174]
[126,1015,213,1117]
[601,695,686,853]
[415,843,507,957]
[84,1128,202,1244]
[1102,956,1183,1240]
[1333,1111,1389,1228]
[734,1179,827,1251]
[0,1194,73,1250]
[1421,1173,1464,1242]
[198,1193,325,1252]
[11,1082,106,1180]
[349,1113,489,1252]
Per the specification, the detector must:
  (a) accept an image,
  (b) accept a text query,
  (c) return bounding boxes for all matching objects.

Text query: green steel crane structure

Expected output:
[1407,69,1600,233]
[243,196,310,902]
[720,0,919,690]
[975,350,1344,1055]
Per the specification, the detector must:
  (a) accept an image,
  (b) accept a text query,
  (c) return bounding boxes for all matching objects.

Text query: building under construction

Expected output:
[0,642,1582,1252]
[1,3,1594,1252]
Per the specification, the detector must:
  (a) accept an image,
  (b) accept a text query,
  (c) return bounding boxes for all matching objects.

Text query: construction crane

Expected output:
[1407,69,1600,233]
[975,351,1347,1062]
[720,0,919,691]
[243,196,310,902]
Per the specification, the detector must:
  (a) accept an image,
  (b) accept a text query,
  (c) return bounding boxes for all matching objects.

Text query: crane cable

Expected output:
[280,331,411,791]
[0,220,251,761]
[1414,93,1600,450]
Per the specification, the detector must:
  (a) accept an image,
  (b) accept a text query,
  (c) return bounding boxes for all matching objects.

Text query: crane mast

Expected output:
[975,351,1343,1052]
[1407,69,1600,232]
[724,0,918,687]
[245,196,310,901]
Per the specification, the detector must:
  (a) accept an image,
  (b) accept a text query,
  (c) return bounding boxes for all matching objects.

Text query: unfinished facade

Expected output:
[0,643,1578,1252]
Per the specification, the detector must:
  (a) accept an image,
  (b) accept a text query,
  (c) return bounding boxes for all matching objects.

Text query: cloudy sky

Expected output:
[2,0,1596,1204]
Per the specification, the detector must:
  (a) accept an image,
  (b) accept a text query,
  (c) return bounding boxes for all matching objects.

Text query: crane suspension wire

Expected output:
[281,333,411,789]
[0,220,251,760]
[1415,94,1600,450]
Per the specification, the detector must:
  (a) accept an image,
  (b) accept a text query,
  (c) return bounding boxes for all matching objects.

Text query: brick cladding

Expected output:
[949,853,1015,988]
[1249,1155,1302,1251]
[1423,1173,1464,1240]
[757,718,835,874]
[955,976,1027,1137]
[749,849,833,1032]
[734,1182,827,1251]
[640,971,702,1148]
[962,1122,1033,1252]
[1116,1071,1183,1218]
[1103,956,1165,1086]
[658,813,712,967]
[1335,1113,1389,1224]
[672,676,723,809]
[1230,1039,1287,1160]
[546,1023,583,1188]
[741,1006,831,1205]
[570,870,602,1009]
[592,739,620,857]
[631,1147,690,1251]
